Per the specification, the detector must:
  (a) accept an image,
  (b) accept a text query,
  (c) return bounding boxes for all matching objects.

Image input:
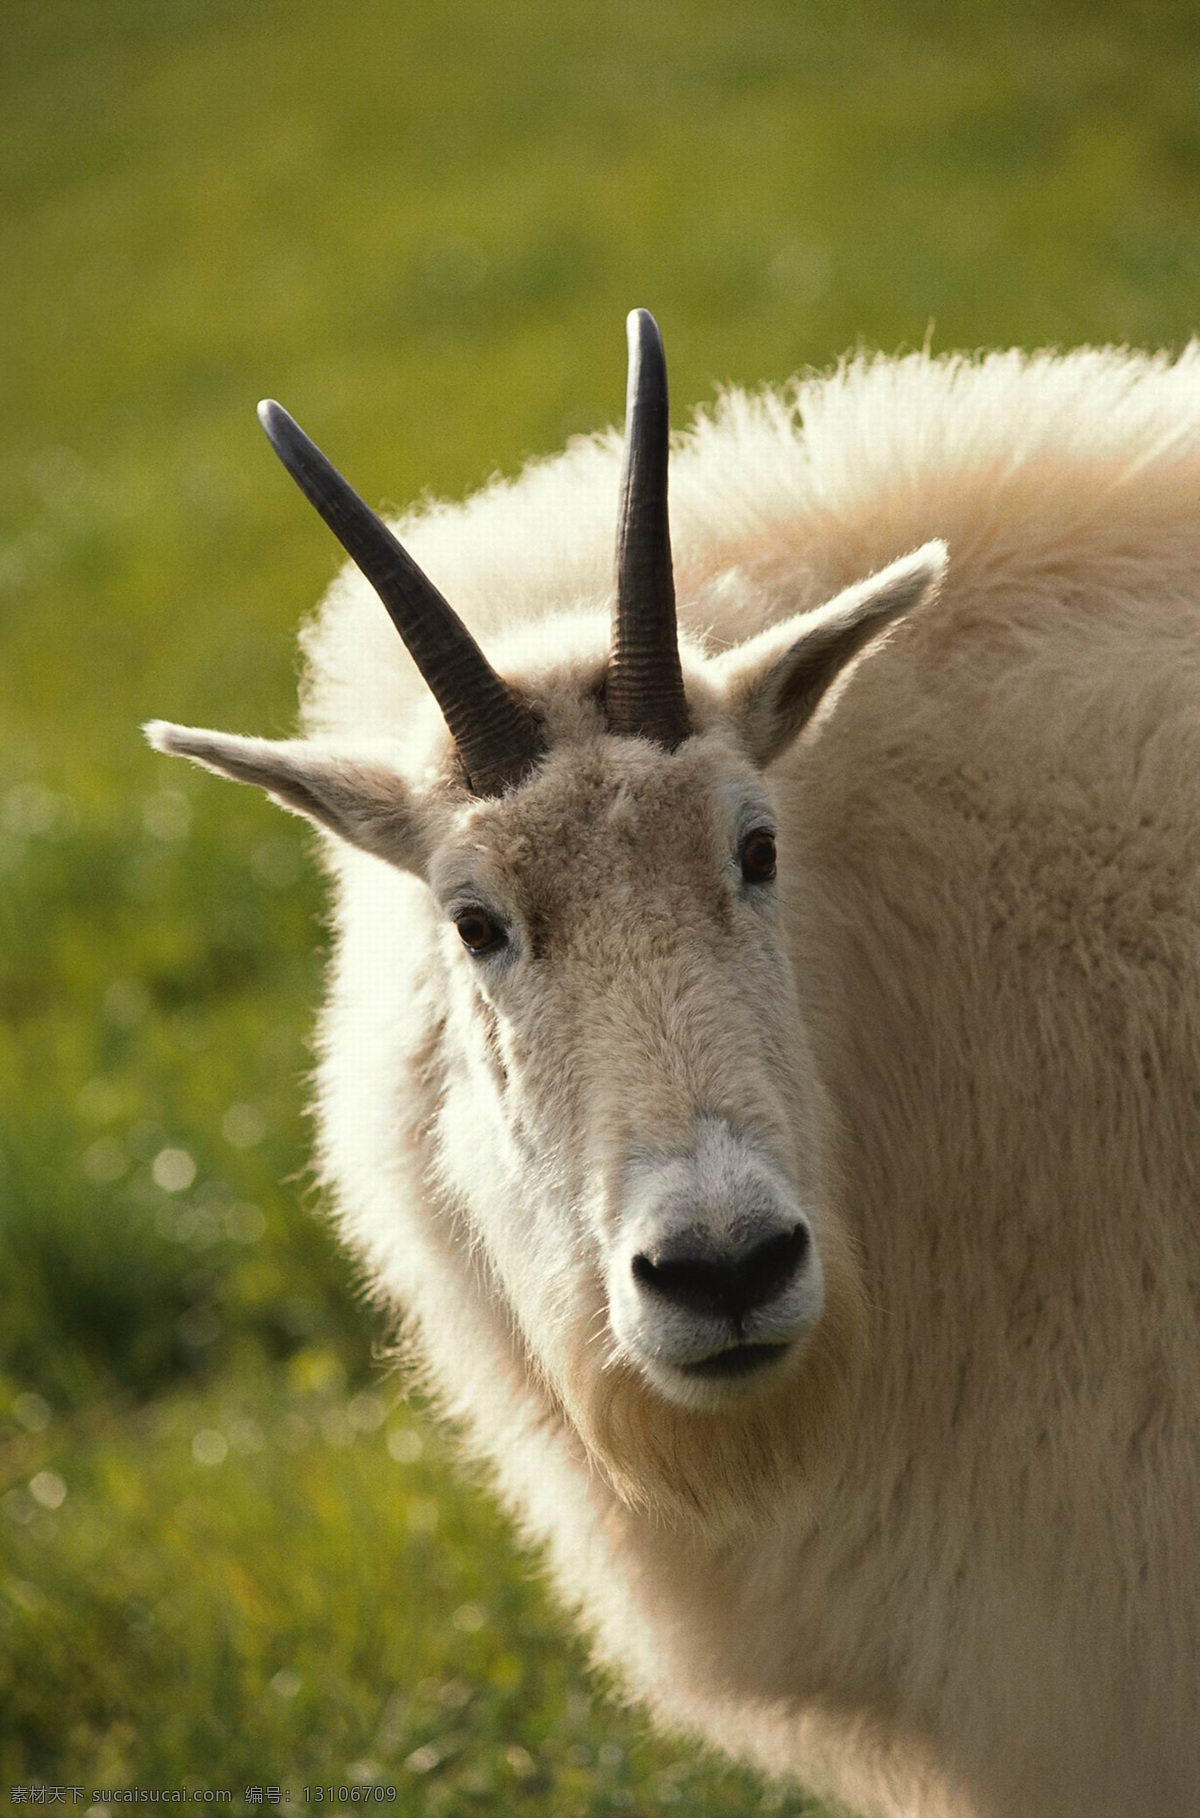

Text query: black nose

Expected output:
[631,1224,809,1321]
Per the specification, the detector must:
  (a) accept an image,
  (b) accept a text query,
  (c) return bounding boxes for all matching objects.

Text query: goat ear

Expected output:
[713,541,947,768]
[144,722,429,876]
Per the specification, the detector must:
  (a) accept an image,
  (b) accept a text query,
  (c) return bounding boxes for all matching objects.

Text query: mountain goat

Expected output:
[148,313,1200,1818]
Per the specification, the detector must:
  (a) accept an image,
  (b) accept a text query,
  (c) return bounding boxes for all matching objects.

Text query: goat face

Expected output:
[417,710,822,1418]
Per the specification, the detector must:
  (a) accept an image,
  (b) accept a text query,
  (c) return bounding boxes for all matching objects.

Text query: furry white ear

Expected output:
[713,541,948,768]
[144,722,429,876]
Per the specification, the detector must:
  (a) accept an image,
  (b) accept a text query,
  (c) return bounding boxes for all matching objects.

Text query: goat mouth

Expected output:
[677,1342,789,1381]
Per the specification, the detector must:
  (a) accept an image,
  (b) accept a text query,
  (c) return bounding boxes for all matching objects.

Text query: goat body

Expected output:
[153,341,1200,1818]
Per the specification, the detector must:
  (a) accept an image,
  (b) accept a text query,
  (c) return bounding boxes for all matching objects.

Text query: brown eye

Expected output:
[454,908,505,954]
[740,829,777,884]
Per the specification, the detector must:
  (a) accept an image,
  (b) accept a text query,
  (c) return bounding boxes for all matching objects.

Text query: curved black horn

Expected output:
[257,401,542,798]
[607,310,690,749]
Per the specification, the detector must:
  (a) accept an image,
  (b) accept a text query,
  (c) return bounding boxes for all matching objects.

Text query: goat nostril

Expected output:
[631,1222,810,1319]
[752,1223,808,1287]
[631,1252,659,1291]
[632,1247,730,1317]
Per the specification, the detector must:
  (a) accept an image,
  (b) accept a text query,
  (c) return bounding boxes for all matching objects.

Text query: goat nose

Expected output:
[631,1224,809,1321]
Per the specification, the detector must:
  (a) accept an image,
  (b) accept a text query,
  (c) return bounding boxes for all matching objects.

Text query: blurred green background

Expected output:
[3,0,1200,1809]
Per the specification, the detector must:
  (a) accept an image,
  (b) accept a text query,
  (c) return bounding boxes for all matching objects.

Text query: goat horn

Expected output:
[257,401,543,798]
[607,309,690,749]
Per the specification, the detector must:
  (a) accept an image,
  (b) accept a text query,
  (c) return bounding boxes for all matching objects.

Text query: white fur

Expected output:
[152,344,1200,1818]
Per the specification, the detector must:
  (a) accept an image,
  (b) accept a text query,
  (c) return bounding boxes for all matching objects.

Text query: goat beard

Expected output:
[560,1229,865,1540]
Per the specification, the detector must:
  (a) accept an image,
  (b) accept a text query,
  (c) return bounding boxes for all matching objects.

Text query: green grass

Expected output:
[2,1379,820,1814]
[4,0,1200,1808]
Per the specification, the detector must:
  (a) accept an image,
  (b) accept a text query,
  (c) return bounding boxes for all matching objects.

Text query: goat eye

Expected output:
[740,829,777,884]
[454,908,504,954]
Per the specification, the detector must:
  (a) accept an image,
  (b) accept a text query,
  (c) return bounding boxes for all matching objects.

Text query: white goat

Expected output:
[148,314,1200,1818]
